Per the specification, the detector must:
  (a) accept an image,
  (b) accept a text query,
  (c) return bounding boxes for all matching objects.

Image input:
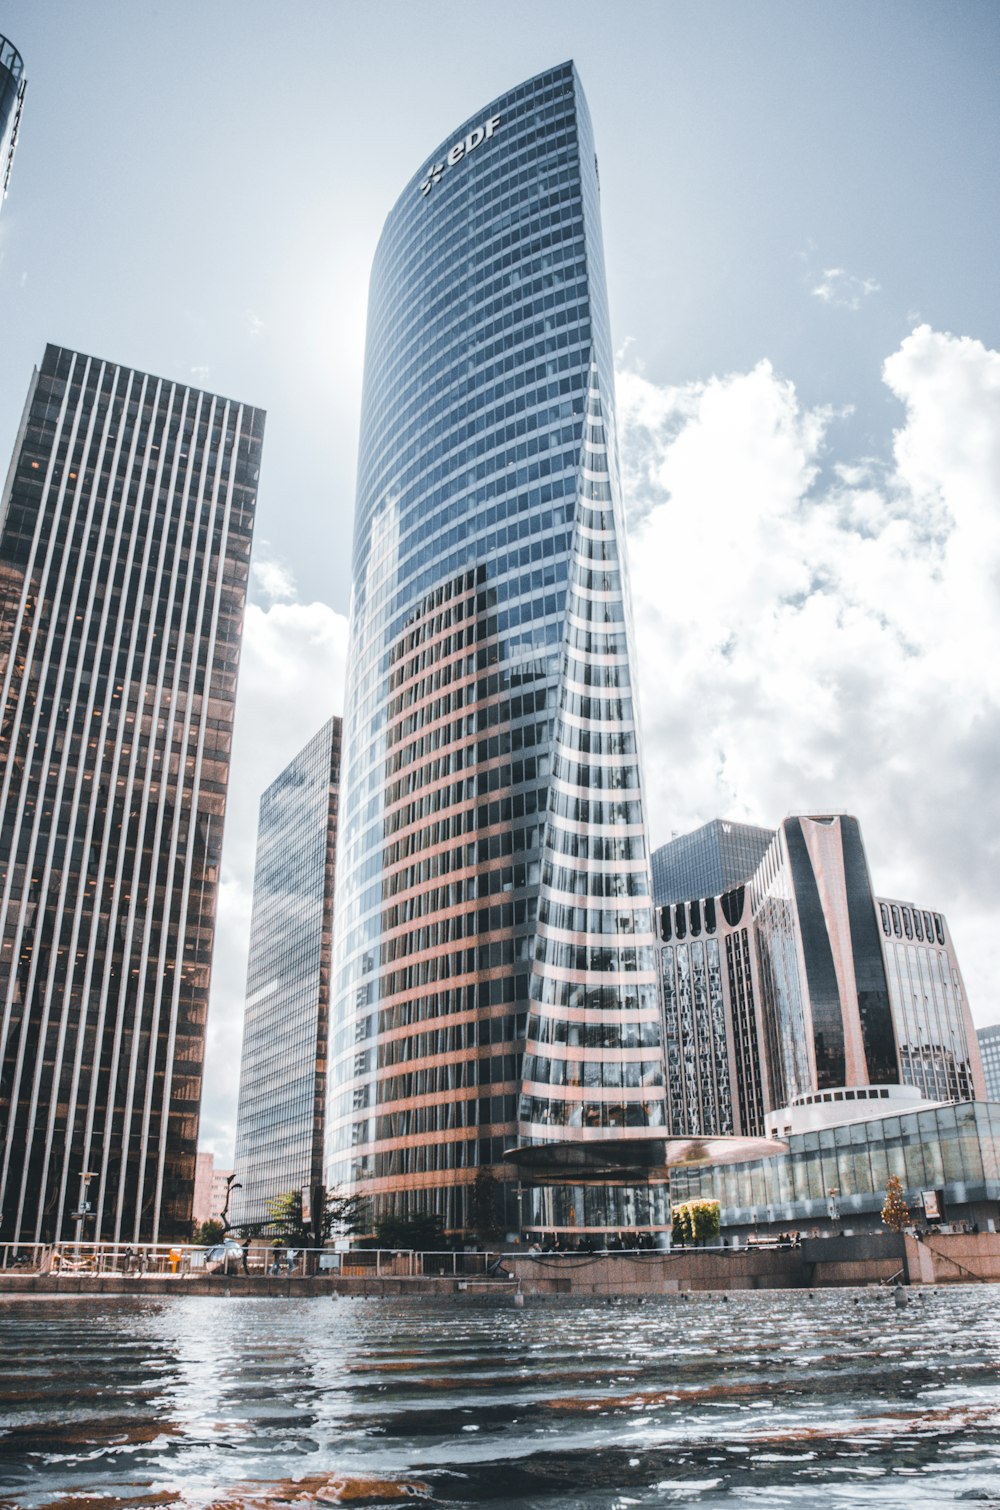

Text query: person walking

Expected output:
[241,1238,251,1276]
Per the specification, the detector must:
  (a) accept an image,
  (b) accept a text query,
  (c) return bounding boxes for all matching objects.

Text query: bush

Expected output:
[671,1199,720,1246]
[192,1219,224,1245]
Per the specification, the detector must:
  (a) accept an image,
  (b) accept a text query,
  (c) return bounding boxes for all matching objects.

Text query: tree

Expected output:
[265,1190,311,1245]
[882,1175,911,1233]
[375,1212,446,1251]
[236,1187,370,1245]
[691,1200,721,1245]
[469,1167,502,1243]
[192,1219,224,1245]
[324,1188,369,1242]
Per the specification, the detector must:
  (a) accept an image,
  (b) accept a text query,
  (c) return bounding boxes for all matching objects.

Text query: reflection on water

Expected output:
[1,1288,999,1508]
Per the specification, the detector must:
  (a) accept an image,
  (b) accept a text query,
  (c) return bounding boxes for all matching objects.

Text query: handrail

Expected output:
[919,1238,986,1283]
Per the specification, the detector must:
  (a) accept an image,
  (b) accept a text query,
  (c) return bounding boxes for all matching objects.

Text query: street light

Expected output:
[73,1170,99,1253]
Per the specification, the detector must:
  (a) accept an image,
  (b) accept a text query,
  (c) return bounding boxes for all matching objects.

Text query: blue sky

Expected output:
[1,1,998,1159]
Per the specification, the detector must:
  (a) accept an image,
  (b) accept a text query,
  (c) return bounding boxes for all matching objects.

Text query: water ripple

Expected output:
[0,1289,998,1507]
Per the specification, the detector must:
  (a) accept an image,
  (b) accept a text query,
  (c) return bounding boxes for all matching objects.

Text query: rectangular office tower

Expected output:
[328,63,668,1238]
[0,344,263,1244]
[232,717,341,1230]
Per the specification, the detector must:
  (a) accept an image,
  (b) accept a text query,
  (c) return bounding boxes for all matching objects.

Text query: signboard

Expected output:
[420,115,502,197]
[921,1189,942,1220]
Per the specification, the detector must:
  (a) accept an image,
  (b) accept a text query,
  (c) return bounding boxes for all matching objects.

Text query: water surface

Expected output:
[1,1288,999,1508]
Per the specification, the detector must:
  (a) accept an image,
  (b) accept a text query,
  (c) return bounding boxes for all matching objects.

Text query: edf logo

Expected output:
[420,114,501,197]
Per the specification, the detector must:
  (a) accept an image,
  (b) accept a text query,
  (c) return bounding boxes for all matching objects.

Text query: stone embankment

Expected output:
[2,1232,999,1298]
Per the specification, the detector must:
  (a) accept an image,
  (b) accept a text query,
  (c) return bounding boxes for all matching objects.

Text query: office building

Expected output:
[878,897,984,1104]
[652,819,773,906]
[656,814,986,1141]
[658,886,770,1139]
[327,63,667,1237]
[0,33,26,213]
[750,814,899,1106]
[232,717,341,1231]
[979,1025,1000,1102]
[0,343,263,1244]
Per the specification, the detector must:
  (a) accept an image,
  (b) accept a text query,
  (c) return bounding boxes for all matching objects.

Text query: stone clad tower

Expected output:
[326,64,668,1237]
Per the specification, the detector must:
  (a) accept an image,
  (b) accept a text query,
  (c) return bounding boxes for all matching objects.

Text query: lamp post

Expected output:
[72,1170,99,1255]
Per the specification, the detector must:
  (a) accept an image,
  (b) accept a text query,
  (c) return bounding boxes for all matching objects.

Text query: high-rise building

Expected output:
[651,818,773,906]
[657,886,771,1139]
[327,63,667,1237]
[0,33,26,213]
[877,897,984,1104]
[750,814,899,1108]
[978,1025,1000,1101]
[0,343,262,1244]
[232,716,341,1231]
[655,813,986,1139]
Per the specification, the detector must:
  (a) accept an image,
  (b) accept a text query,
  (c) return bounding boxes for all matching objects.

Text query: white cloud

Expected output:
[251,556,297,602]
[246,308,265,338]
[620,325,1000,1027]
[811,266,881,310]
[200,592,349,1162]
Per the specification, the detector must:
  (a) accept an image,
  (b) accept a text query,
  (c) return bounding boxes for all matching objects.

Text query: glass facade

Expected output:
[979,1025,1000,1102]
[327,63,665,1234]
[0,344,263,1243]
[670,1100,1000,1230]
[752,816,898,1104]
[657,887,766,1139]
[232,717,341,1230]
[651,819,773,907]
[878,898,984,1103]
[0,33,26,211]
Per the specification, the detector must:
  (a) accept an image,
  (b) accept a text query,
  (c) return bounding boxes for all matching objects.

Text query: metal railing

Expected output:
[0,1241,703,1279]
[0,1242,515,1279]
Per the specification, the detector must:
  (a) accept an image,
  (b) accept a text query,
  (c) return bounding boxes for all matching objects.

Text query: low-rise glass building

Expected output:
[670,1093,1000,1238]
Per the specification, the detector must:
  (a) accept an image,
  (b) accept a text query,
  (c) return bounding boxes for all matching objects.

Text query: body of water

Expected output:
[1,1288,999,1508]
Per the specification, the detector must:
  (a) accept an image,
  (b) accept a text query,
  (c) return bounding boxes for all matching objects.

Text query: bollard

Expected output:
[894,1286,908,1309]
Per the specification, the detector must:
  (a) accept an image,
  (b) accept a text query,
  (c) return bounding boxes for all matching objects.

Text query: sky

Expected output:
[1,1,998,1165]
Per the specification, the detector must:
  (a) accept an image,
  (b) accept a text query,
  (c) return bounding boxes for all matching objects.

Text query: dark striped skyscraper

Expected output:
[327,64,668,1237]
[232,716,341,1231]
[0,344,263,1244]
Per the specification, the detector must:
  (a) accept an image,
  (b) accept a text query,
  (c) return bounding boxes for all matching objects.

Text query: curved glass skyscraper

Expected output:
[327,63,668,1236]
[0,33,27,212]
